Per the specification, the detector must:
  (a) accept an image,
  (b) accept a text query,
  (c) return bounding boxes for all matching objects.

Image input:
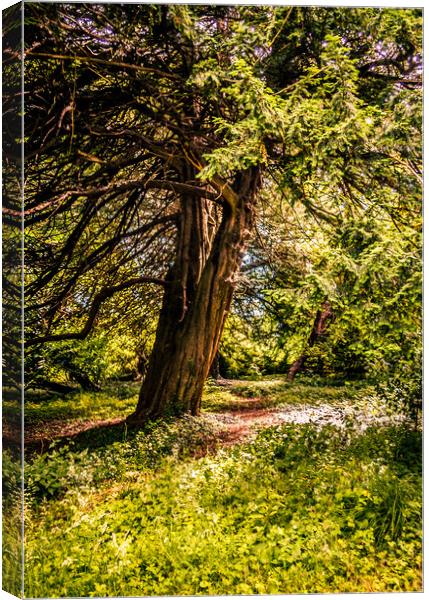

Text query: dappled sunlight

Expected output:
[22,383,421,596]
[2,3,421,596]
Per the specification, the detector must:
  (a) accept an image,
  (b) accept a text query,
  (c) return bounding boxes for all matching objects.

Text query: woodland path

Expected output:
[13,377,405,453]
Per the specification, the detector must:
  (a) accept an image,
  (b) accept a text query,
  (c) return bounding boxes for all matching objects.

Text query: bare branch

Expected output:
[26,277,168,346]
[26,51,181,81]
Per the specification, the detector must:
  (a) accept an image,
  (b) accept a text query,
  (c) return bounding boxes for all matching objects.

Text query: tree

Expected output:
[13,4,421,421]
[258,210,422,380]
[287,300,334,381]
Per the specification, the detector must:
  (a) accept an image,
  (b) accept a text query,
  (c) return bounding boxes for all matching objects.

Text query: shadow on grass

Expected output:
[23,415,157,455]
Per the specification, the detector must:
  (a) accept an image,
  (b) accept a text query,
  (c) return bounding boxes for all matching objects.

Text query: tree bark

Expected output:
[209,351,220,380]
[287,300,333,382]
[127,167,260,423]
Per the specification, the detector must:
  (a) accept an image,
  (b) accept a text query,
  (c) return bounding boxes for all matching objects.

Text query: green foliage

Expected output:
[210,6,422,392]
[26,444,93,500]
[25,415,221,502]
[2,501,22,598]
[375,355,422,426]
[2,450,21,502]
[219,318,272,377]
[256,211,421,381]
[47,337,109,386]
[25,415,421,596]
[198,34,379,186]
[2,451,22,597]
[39,333,144,389]
[23,382,139,425]
[10,5,422,594]
[20,4,421,413]
[203,376,365,412]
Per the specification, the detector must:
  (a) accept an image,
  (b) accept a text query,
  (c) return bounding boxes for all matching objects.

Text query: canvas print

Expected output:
[2,2,422,597]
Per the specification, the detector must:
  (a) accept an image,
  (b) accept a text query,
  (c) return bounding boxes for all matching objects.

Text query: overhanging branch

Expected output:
[27,277,168,346]
[5,179,221,218]
[26,51,181,81]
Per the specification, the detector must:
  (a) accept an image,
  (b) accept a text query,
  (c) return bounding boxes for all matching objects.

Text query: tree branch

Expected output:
[26,51,181,81]
[4,179,220,218]
[26,277,168,346]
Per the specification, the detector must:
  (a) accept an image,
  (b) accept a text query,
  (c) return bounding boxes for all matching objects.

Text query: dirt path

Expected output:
[8,381,407,454]
[211,406,289,446]
[16,402,288,452]
[3,416,127,453]
[209,397,408,447]
[19,407,277,452]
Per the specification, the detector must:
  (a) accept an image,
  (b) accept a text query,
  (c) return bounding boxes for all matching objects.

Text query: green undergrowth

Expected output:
[22,416,222,501]
[203,375,367,412]
[20,382,140,426]
[24,417,421,596]
[6,378,421,596]
[2,490,22,597]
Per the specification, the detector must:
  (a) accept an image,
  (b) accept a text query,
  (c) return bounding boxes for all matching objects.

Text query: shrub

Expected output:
[376,363,422,427]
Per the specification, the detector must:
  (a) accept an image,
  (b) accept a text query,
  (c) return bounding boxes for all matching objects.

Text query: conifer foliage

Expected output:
[7,4,421,420]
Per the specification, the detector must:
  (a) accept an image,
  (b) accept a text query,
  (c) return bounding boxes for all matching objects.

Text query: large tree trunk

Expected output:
[287,300,333,382]
[128,168,260,423]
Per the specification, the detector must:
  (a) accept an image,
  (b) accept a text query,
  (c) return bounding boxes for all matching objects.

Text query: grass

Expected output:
[11,376,368,429]
[2,377,422,596]
[10,382,140,427]
[203,375,368,412]
[2,499,22,598]
[1,376,369,436]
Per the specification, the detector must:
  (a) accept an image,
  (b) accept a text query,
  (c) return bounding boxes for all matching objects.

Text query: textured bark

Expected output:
[287,300,333,382]
[128,168,260,422]
[209,351,220,380]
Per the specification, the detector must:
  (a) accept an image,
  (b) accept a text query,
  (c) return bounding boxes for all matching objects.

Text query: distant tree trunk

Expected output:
[287,300,333,382]
[35,379,76,394]
[135,349,148,380]
[128,167,260,423]
[56,358,101,391]
[287,355,306,383]
[69,370,101,391]
[209,351,221,380]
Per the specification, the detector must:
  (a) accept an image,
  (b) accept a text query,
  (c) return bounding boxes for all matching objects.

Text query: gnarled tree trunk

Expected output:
[128,167,260,423]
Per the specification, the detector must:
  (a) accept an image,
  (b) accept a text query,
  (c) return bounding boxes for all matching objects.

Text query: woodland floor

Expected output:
[2,376,422,597]
[5,375,405,451]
